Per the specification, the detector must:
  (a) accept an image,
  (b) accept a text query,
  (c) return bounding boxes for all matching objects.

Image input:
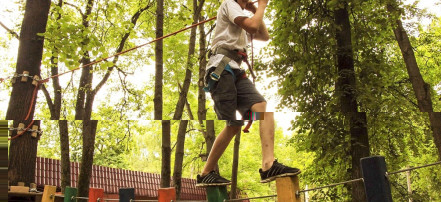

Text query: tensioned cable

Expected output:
[296,178,363,195]
[387,161,441,176]
[224,194,277,201]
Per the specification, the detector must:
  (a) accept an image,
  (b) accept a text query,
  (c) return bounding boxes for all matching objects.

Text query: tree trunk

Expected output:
[0,121,6,201]
[6,0,50,120]
[230,131,241,199]
[387,3,441,160]
[71,1,150,195]
[74,0,94,120]
[173,0,204,120]
[8,120,41,186]
[197,14,208,122]
[205,120,218,172]
[59,120,70,193]
[173,120,188,199]
[178,83,195,120]
[161,120,171,188]
[41,0,63,120]
[197,5,218,172]
[76,120,98,202]
[6,0,50,186]
[334,3,370,202]
[154,0,164,120]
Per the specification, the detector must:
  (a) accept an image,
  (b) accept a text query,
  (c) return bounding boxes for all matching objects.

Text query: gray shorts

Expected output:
[207,67,266,126]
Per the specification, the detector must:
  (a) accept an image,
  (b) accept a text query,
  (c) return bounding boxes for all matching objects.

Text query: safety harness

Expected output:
[204,46,256,133]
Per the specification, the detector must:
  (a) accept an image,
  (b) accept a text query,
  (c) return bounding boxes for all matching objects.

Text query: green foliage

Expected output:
[263,0,441,200]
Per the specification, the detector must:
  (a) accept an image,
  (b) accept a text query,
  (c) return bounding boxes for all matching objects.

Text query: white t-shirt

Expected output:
[207,0,251,70]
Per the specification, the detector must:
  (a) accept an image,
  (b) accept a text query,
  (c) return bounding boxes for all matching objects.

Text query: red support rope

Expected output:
[24,84,39,121]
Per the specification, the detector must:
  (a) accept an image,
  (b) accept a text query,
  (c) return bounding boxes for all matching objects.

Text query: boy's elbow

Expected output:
[246,26,259,35]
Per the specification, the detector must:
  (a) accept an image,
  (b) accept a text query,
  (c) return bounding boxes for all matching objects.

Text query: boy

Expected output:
[196,0,300,186]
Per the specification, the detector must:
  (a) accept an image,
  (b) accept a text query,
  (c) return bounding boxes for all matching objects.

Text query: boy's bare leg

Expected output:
[251,102,275,171]
[201,125,241,176]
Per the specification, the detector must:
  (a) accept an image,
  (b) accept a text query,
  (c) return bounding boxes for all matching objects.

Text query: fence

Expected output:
[34,157,206,200]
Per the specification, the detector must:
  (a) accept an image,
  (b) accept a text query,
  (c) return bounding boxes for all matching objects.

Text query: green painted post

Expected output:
[64,186,77,202]
[206,186,229,202]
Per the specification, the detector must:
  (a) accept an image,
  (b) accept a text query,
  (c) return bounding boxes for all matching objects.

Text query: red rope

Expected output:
[24,84,39,121]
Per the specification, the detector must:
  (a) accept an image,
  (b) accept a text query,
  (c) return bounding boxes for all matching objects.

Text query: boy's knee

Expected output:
[226,125,242,135]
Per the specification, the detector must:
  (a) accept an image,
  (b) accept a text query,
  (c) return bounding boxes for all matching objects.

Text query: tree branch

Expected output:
[92,2,153,95]
[64,2,85,17]
[40,84,55,115]
[0,21,19,39]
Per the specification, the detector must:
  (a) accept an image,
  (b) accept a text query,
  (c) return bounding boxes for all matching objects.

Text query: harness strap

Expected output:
[210,56,232,81]
[214,47,244,64]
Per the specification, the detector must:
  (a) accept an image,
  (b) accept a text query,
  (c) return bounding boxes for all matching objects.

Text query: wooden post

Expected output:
[64,187,77,202]
[158,187,176,202]
[361,156,393,202]
[41,185,56,202]
[21,71,29,82]
[31,125,39,138]
[119,188,135,202]
[206,186,228,202]
[12,73,18,84]
[276,176,301,202]
[32,75,40,86]
[18,123,25,133]
[89,188,104,202]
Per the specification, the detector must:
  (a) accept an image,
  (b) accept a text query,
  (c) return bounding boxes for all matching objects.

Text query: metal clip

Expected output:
[210,72,220,81]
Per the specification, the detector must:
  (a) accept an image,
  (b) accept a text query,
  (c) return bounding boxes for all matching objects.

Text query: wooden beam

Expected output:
[276,176,301,202]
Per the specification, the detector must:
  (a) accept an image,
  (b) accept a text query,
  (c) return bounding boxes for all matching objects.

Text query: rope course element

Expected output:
[296,178,364,196]
[8,120,36,141]
[386,161,441,176]
[8,126,42,135]
[71,196,90,200]
[24,84,39,120]
[224,194,277,201]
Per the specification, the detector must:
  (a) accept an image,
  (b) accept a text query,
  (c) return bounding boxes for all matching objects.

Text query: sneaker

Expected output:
[196,171,232,187]
[259,160,301,183]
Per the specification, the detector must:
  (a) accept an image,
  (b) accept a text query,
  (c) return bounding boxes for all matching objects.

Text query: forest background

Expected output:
[1,0,441,201]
